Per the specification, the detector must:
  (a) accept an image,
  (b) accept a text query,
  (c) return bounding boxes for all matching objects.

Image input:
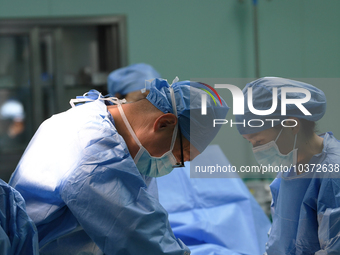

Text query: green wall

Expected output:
[1,0,339,174]
[0,0,256,79]
[1,0,338,79]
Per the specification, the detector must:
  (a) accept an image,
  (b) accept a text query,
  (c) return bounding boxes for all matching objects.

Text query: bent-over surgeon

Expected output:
[9,77,229,255]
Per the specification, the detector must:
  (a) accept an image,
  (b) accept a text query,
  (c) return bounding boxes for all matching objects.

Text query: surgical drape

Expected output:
[158,145,271,255]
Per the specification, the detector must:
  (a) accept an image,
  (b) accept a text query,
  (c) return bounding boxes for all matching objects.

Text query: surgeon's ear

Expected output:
[153,113,177,132]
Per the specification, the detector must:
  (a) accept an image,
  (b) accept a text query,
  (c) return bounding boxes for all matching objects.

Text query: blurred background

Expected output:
[0,0,339,215]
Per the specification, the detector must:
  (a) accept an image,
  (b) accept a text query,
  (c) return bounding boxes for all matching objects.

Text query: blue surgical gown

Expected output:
[266,132,340,255]
[0,179,39,255]
[9,99,190,255]
[158,145,271,255]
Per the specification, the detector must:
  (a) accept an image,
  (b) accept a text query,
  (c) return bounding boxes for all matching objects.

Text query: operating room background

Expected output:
[0,0,339,210]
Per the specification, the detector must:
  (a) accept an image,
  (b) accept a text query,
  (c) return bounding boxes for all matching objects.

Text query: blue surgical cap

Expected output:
[146,78,229,153]
[236,77,327,135]
[107,63,161,96]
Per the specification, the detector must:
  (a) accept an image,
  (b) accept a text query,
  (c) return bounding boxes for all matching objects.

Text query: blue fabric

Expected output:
[158,145,271,255]
[188,244,245,255]
[9,99,189,255]
[147,79,230,152]
[236,77,327,135]
[76,89,107,101]
[267,132,340,255]
[107,63,161,96]
[0,179,39,255]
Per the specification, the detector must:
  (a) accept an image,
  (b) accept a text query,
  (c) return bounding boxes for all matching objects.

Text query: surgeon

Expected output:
[236,77,340,255]
[107,63,161,102]
[9,76,229,255]
[108,64,271,255]
[0,179,39,255]
[107,63,161,197]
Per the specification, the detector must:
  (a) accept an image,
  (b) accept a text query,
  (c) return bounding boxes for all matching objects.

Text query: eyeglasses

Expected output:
[174,123,185,168]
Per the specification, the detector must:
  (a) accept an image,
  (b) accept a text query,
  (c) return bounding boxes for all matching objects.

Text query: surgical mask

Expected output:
[252,128,298,169]
[117,86,179,177]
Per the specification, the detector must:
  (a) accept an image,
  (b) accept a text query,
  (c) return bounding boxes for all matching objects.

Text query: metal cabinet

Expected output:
[0,16,127,181]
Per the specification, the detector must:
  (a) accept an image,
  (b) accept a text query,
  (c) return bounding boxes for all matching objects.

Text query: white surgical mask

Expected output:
[117,85,179,177]
[252,128,298,169]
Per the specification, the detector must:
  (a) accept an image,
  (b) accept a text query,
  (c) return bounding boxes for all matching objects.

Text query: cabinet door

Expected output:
[54,24,123,112]
[0,27,56,181]
[0,32,35,181]
[0,17,127,181]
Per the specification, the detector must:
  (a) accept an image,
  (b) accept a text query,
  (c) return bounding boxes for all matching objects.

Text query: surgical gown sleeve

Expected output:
[315,178,340,254]
[60,120,190,255]
[0,179,39,255]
